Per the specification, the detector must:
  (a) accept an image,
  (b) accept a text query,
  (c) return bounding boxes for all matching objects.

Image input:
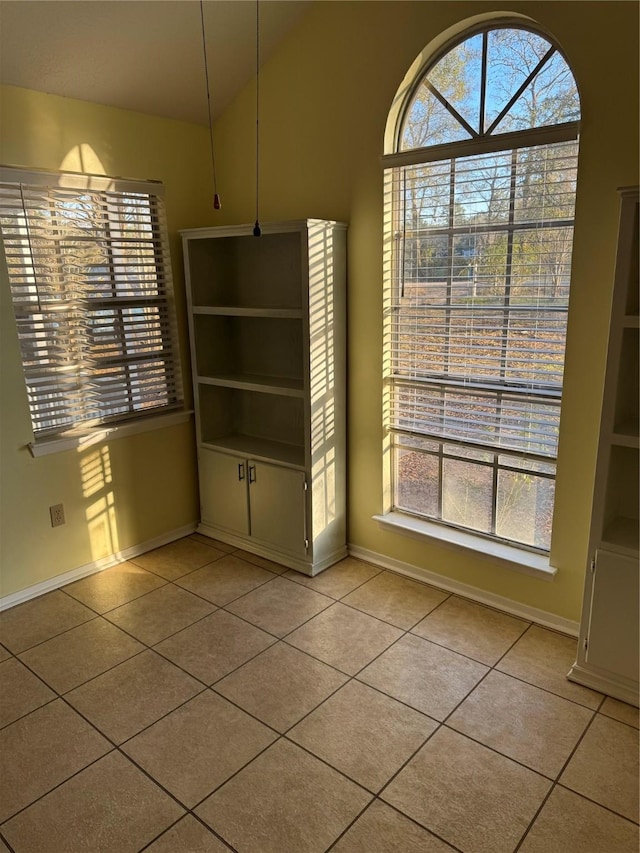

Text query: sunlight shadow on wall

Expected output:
[309,223,337,542]
[59,144,107,181]
[79,442,120,562]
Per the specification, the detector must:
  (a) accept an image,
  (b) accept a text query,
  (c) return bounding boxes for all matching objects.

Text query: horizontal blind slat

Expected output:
[386,139,577,464]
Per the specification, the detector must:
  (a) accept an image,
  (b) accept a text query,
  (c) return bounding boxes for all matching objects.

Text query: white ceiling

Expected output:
[0,0,312,125]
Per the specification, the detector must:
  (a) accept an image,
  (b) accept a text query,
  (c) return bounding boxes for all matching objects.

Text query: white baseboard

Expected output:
[0,523,197,611]
[2,528,580,638]
[348,544,580,637]
[568,662,639,707]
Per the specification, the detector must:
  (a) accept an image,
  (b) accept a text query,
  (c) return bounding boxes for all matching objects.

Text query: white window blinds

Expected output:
[387,139,578,460]
[0,168,183,437]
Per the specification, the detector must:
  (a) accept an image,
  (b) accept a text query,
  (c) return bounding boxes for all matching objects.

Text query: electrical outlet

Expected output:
[50,504,65,527]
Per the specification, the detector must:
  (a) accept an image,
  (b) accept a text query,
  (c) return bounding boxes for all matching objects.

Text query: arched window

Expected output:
[383,24,580,552]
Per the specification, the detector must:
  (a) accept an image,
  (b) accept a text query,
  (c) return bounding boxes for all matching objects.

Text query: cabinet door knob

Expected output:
[248,464,256,483]
[238,462,245,481]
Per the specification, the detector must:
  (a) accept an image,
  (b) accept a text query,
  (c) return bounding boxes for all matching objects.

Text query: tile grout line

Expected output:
[510,653,639,851]
[6,612,625,849]
[0,827,17,853]
[88,568,467,845]
[2,610,102,656]
[511,707,604,853]
[0,693,60,735]
[9,570,307,702]
[55,538,275,621]
[3,606,292,812]
[1,539,637,851]
[0,561,604,715]
[1,670,212,829]
[206,573,601,795]
[136,812,238,853]
[553,781,640,827]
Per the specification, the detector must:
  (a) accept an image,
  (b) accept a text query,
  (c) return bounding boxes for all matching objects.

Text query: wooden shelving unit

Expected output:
[569,188,639,706]
[181,220,347,575]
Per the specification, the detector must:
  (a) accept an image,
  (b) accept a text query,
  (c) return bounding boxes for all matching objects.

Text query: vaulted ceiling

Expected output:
[0,1,312,125]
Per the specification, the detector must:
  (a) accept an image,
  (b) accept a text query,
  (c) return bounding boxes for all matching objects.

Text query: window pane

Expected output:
[484,29,558,129]
[498,454,556,474]
[443,444,493,462]
[392,310,447,376]
[454,152,512,226]
[503,309,567,385]
[389,382,562,457]
[401,83,471,150]
[394,448,439,517]
[442,457,492,533]
[397,434,440,453]
[494,51,580,133]
[402,162,452,229]
[514,143,578,223]
[496,469,555,549]
[402,235,450,291]
[428,34,483,133]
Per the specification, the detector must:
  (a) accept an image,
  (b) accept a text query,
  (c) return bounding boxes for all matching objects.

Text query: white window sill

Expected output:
[28,410,193,457]
[373,511,557,580]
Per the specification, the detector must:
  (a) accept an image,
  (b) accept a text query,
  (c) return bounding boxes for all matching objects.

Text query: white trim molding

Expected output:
[0,523,197,611]
[28,410,193,457]
[568,661,639,708]
[374,512,556,580]
[348,542,579,637]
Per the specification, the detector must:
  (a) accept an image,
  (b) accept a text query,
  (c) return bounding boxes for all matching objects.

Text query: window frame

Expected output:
[381,22,580,556]
[0,166,185,451]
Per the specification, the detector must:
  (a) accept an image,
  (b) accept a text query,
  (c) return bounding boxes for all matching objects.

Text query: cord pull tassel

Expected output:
[253,220,262,237]
[213,193,221,210]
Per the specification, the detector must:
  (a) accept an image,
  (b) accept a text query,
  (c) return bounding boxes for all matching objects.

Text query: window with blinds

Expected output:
[383,25,580,551]
[0,168,183,439]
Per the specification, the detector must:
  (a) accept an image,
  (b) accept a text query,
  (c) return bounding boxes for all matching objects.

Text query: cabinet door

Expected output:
[587,549,639,681]
[199,449,249,536]
[248,461,307,556]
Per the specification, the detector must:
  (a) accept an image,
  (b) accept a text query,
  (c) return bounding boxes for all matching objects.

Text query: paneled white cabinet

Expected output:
[181,220,347,575]
[568,188,639,706]
[199,449,307,555]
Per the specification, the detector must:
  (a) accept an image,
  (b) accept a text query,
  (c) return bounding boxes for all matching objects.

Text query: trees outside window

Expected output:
[384,25,580,550]
[0,169,182,438]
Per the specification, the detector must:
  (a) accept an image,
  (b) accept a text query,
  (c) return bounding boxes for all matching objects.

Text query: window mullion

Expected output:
[479,31,488,136]
[437,442,444,522]
[51,194,83,427]
[444,159,455,377]
[491,452,499,535]
[103,196,126,417]
[500,149,518,383]
[485,47,556,136]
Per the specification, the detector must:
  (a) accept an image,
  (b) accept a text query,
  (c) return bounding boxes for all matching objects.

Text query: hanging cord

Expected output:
[200,0,221,209]
[253,0,261,236]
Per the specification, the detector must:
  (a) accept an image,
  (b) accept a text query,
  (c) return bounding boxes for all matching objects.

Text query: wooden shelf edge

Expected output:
[600,515,640,558]
[610,431,640,449]
[197,375,305,398]
[199,436,306,470]
[192,306,303,318]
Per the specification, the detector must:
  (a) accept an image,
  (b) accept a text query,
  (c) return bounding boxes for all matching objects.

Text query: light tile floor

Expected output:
[0,535,638,853]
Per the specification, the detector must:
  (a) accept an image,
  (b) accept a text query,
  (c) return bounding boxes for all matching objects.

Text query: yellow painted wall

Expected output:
[0,86,214,598]
[1,1,637,621]
[209,1,638,620]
